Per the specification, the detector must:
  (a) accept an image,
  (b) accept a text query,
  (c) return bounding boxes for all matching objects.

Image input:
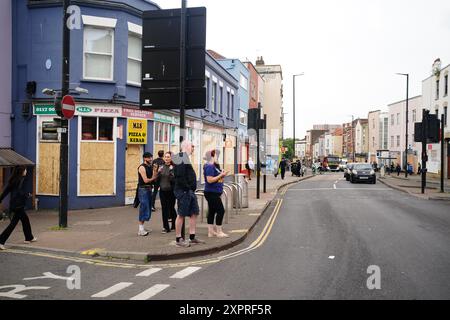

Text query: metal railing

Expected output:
[195,182,244,224]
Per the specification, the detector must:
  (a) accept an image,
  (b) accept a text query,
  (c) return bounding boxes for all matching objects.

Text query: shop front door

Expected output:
[125,145,143,205]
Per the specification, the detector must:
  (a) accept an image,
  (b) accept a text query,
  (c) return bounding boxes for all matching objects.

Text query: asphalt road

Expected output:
[1,173,449,300]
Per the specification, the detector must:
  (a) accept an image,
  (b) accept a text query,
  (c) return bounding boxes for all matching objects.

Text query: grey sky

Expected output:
[160,0,450,139]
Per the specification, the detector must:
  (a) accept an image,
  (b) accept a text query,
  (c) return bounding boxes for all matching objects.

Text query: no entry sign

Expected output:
[61,95,76,120]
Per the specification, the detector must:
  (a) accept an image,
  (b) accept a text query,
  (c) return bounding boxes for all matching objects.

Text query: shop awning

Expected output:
[0,148,35,168]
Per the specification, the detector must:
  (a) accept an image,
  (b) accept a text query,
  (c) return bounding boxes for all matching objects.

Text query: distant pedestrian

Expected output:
[137,152,158,237]
[158,152,177,234]
[396,163,401,176]
[172,141,205,248]
[279,158,287,180]
[151,150,165,212]
[0,166,36,250]
[418,163,422,175]
[204,150,229,238]
[246,158,255,180]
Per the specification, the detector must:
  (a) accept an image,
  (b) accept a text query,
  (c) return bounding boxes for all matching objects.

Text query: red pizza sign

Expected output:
[61,95,76,120]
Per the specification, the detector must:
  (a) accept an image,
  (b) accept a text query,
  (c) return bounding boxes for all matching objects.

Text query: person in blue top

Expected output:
[203,150,229,238]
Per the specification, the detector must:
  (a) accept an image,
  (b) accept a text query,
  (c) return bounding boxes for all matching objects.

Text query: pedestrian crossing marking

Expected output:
[91,282,133,298]
[136,268,162,277]
[170,267,202,279]
[129,284,170,300]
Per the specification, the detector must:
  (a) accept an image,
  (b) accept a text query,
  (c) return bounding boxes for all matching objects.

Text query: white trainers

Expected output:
[0,244,6,250]
[138,230,149,237]
[24,237,38,244]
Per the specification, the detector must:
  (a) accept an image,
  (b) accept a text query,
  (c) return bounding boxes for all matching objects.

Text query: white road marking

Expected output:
[129,284,170,300]
[329,256,336,260]
[91,282,133,298]
[0,285,51,299]
[23,272,74,282]
[333,184,337,190]
[136,268,162,277]
[170,267,202,279]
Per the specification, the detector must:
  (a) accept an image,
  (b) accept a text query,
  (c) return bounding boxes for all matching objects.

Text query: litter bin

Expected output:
[233,174,249,208]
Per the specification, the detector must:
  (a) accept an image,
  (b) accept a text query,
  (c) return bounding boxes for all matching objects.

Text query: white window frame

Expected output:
[239,110,248,126]
[82,16,116,82]
[127,22,143,87]
[240,73,248,91]
[77,116,117,197]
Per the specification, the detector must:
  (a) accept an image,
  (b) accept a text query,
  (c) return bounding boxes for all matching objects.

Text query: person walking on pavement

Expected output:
[137,152,158,237]
[0,166,36,250]
[279,158,287,180]
[203,150,230,239]
[246,158,255,180]
[396,163,401,176]
[418,163,422,175]
[172,140,205,248]
[151,150,165,212]
[158,152,177,234]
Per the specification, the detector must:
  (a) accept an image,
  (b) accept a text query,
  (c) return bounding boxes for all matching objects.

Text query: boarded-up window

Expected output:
[79,142,115,196]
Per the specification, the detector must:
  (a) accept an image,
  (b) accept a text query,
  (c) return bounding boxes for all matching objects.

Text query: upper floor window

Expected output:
[218,85,223,115]
[226,91,231,118]
[444,106,448,127]
[436,80,440,100]
[239,110,248,126]
[231,93,235,120]
[240,74,248,91]
[83,26,114,81]
[445,75,448,96]
[391,114,395,126]
[127,26,142,86]
[412,110,417,123]
[205,77,211,110]
[212,82,217,113]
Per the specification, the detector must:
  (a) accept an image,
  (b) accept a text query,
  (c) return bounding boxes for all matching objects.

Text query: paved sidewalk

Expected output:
[0,173,312,262]
[379,173,450,201]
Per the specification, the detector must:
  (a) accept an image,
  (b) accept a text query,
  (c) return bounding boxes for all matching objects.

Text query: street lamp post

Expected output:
[397,73,409,178]
[293,73,304,159]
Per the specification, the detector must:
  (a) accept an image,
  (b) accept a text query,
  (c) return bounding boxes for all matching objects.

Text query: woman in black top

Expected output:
[0,166,36,250]
[158,152,177,234]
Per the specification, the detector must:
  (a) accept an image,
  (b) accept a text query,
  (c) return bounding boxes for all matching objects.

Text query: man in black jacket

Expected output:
[172,140,204,248]
[151,150,165,212]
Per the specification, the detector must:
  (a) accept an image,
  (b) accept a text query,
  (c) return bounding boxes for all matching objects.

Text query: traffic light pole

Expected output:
[59,0,70,228]
[441,114,445,193]
[421,109,429,195]
[179,0,187,238]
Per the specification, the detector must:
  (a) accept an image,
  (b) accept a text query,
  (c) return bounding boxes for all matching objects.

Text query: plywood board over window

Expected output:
[125,144,142,204]
[79,142,115,195]
[38,143,60,195]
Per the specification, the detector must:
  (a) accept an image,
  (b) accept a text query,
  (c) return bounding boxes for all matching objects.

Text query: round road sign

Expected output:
[61,95,76,120]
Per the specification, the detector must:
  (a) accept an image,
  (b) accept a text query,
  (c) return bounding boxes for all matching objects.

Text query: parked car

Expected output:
[344,163,355,181]
[349,163,376,184]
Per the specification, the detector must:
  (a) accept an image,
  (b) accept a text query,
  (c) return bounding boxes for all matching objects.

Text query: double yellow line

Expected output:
[3,200,284,269]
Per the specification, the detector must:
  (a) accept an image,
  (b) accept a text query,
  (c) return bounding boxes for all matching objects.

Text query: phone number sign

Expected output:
[128,119,148,145]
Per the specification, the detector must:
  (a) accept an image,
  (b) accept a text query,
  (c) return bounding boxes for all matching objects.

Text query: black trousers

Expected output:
[151,185,160,209]
[281,169,286,180]
[0,207,34,245]
[204,192,225,226]
[160,190,177,231]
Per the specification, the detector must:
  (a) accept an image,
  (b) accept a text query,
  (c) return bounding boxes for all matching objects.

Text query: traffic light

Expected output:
[427,114,440,143]
[414,113,441,143]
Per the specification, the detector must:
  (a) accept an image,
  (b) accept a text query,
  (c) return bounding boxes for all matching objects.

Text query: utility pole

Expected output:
[441,113,445,193]
[179,0,187,238]
[293,73,304,160]
[421,109,429,194]
[59,0,71,228]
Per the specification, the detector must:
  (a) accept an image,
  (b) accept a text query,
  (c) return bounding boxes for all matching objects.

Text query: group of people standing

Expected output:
[136,140,230,249]
[0,140,230,251]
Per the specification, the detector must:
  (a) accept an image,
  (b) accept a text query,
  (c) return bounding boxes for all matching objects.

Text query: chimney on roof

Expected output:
[256,56,265,66]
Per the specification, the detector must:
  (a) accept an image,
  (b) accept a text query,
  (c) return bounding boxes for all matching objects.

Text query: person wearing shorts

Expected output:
[172,141,205,248]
